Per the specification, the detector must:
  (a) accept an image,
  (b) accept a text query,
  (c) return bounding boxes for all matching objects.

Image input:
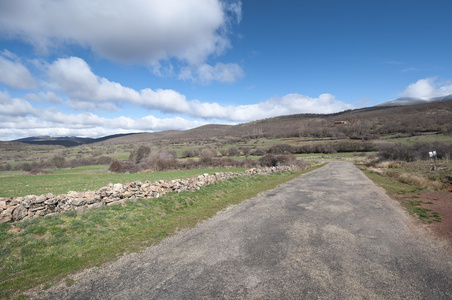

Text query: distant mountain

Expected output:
[377,94,452,107]
[14,133,137,147]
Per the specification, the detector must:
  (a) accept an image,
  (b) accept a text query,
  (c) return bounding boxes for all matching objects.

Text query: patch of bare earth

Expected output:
[394,191,452,249]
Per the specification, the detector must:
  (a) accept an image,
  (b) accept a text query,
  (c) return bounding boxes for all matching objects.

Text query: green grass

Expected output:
[357,165,420,195]
[401,200,442,224]
[380,133,452,145]
[0,168,315,299]
[0,167,247,198]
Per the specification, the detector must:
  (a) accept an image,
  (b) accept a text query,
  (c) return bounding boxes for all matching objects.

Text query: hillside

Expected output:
[9,100,452,147]
[101,100,452,145]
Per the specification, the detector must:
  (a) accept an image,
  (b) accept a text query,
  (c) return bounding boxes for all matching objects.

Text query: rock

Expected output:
[45,193,55,199]
[87,202,103,210]
[44,198,58,205]
[113,183,123,192]
[0,207,14,223]
[24,195,37,201]
[0,199,8,210]
[30,206,45,212]
[74,206,87,213]
[22,198,33,208]
[73,198,87,207]
[35,195,47,203]
[12,205,28,221]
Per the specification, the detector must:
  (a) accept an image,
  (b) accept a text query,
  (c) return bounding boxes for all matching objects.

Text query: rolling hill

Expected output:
[10,100,452,147]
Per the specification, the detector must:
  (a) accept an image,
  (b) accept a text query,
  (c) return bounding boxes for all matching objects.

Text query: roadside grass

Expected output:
[0,167,319,299]
[358,165,421,195]
[357,164,444,224]
[0,168,247,198]
[399,199,442,224]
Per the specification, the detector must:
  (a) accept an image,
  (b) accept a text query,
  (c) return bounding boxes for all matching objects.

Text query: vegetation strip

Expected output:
[0,166,322,299]
[358,165,443,224]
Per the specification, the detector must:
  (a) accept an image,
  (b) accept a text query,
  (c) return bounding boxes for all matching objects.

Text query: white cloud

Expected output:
[180,62,244,84]
[0,0,241,67]
[0,92,207,141]
[0,52,37,89]
[0,91,36,116]
[47,57,191,113]
[400,77,452,99]
[189,93,354,121]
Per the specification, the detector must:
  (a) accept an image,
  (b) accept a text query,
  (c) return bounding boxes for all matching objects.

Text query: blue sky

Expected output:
[1,0,451,141]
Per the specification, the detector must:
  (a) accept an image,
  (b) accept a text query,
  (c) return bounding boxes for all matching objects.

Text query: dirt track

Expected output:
[39,161,452,299]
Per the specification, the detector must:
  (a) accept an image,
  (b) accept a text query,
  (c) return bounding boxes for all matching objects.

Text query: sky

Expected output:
[1,0,452,141]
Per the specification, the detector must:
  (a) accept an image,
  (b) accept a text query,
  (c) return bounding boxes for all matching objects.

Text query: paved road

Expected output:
[41,162,452,299]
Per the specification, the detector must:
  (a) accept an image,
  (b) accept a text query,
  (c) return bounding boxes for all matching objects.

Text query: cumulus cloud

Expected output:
[189,93,354,121]
[180,62,244,84]
[0,91,36,116]
[400,77,452,99]
[0,0,241,67]
[47,57,191,113]
[0,92,207,141]
[0,52,37,89]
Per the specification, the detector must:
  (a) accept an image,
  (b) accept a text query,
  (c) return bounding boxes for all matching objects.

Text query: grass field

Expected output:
[0,166,248,198]
[0,166,323,299]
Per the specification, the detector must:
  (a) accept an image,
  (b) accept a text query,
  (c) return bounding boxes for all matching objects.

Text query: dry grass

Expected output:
[383,170,444,191]
[376,161,402,168]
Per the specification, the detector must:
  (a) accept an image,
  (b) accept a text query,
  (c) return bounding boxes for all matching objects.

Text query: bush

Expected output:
[259,153,298,167]
[378,142,452,162]
[148,151,179,171]
[181,149,199,158]
[129,146,151,163]
[267,144,296,154]
[109,160,123,173]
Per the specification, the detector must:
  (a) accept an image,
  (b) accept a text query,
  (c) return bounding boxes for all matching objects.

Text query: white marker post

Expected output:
[429,150,437,171]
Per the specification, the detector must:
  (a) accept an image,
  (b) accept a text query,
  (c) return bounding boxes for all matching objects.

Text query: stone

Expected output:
[35,195,47,203]
[44,198,58,205]
[87,202,103,210]
[30,206,45,212]
[0,200,8,210]
[74,206,87,213]
[73,198,87,207]
[12,205,28,221]
[113,183,123,191]
[0,207,14,223]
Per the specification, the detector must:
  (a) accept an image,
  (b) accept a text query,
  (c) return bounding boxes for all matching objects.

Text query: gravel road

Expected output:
[39,161,452,299]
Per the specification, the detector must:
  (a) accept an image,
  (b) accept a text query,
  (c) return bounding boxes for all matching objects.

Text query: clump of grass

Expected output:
[358,165,420,195]
[0,168,315,298]
[402,200,442,224]
[375,161,402,169]
[383,170,444,191]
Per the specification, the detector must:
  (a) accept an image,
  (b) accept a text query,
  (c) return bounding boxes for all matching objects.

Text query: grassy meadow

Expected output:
[0,166,248,198]
[0,167,320,299]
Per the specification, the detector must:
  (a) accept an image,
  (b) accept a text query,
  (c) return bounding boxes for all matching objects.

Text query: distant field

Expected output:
[380,133,452,145]
[0,166,248,198]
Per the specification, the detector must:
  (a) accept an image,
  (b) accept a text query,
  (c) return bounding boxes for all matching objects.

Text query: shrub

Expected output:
[378,142,452,162]
[96,156,113,165]
[129,146,151,163]
[148,151,179,171]
[259,153,299,167]
[267,144,296,154]
[181,149,199,158]
[227,146,241,157]
[51,155,66,168]
[109,160,123,173]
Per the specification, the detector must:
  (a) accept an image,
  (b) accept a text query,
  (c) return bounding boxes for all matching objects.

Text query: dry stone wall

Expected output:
[0,166,296,223]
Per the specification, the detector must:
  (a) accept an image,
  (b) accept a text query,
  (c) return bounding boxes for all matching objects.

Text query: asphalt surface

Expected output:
[40,161,452,299]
